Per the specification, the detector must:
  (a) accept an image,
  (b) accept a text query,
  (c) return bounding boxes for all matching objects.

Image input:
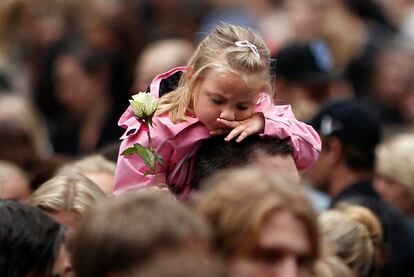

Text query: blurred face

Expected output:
[52,244,73,277]
[192,71,261,131]
[284,0,324,40]
[374,175,414,215]
[54,55,103,118]
[230,209,312,277]
[0,176,31,201]
[304,138,334,195]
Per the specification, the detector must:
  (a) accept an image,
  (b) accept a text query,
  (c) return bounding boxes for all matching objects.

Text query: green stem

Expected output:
[146,123,160,185]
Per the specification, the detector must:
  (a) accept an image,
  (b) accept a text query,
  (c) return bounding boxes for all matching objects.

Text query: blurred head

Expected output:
[72,190,213,277]
[375,133,414,216]
[196,167,320,277]
[0,200,71,277]
[318,204,382,277]
[30,173,107,236]
[273,40,337,120]
[157,23,272,124]
[306,99,382,193]
[193,135,297,188]
[0,160,30,201]
[134,38,194,92]
[53,41,111,119]
[314,256,355,277]
[121,249,225,277]
[0,94,51,164]
[57,154,115,196]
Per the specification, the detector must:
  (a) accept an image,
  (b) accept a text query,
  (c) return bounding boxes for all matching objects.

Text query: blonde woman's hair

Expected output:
[30,173,106,216]
[57,154,115,176]
[318,204,382,277]
[196,167,320,264]
[315,256,356,277]
[376,133,414,201]
[157,24,272,122]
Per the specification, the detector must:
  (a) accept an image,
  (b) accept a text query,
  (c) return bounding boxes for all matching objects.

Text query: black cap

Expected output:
[273,40,338,84]
[309,99,382,153]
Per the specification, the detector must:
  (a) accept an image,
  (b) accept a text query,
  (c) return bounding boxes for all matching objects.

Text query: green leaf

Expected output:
[121,146,138,156]
[133,143,156,169]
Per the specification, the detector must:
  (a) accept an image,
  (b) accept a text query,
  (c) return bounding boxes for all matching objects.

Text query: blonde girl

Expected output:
[114,24,321,196]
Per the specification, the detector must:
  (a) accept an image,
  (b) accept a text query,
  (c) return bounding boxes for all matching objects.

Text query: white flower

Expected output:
[129,92,158,120]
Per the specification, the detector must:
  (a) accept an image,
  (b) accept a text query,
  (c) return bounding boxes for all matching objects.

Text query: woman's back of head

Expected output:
[318,204,382,277]
[30,173,107,216]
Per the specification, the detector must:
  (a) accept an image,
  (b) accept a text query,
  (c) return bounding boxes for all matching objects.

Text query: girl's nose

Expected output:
[219,108,236,121]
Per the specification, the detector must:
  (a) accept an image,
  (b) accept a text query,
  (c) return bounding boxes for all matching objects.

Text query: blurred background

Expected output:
[1,0,414,184]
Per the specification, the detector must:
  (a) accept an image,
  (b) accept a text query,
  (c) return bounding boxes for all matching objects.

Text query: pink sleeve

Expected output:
[257,98,321,171]
[113,113,173,195]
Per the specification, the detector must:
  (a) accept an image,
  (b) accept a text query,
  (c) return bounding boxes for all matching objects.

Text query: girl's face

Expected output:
[192,71,261,131]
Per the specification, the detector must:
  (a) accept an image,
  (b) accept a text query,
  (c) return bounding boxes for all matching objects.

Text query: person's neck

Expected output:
[328,164,373,198]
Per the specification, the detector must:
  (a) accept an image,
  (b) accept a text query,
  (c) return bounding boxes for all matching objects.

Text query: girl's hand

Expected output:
[210,112,265,142]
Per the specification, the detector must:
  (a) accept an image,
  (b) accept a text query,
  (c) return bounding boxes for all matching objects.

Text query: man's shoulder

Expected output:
[331,180,379,207]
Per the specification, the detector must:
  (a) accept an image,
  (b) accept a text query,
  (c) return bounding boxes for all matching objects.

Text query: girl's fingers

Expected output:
[225,125,245,141]
[235,128,252,142]
[217,118,240,128]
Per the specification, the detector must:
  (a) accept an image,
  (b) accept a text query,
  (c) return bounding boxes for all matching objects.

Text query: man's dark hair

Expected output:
[193,135,294,188]
[0,200,65,277]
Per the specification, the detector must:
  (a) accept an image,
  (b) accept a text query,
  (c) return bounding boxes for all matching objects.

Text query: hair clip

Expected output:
[235,40,260,59]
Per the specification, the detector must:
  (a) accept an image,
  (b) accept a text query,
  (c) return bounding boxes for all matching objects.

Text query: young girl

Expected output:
[114,24,321,196]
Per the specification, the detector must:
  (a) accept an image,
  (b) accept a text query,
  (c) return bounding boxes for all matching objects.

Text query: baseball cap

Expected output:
[273,40,339,84]
[309,99,382,153]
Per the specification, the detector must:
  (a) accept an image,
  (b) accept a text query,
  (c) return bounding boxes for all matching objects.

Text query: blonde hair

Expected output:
[376,133,414,201]
[30,173,106,216]
[157,24,272,122]
[196,167,320,263]
[318,204,382,277]
[57,154,115,176]
[315,256,356,277]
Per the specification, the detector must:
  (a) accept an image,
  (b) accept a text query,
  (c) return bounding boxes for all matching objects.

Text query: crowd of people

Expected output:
[2,0,414,276]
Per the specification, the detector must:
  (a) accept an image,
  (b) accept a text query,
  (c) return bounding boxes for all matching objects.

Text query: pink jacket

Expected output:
[114,67,321,196]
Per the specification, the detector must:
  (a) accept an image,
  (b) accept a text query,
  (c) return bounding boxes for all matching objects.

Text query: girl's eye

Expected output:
[237,105,249,111]
[212,98,224,104]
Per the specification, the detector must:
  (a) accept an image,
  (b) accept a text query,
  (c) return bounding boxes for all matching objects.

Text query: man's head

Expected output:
[196,167,320,277]
[193,135,298,188]
[0,200,71,277]
[305,99,382,194]
[71,190,213,277]
[272,40,338,120]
